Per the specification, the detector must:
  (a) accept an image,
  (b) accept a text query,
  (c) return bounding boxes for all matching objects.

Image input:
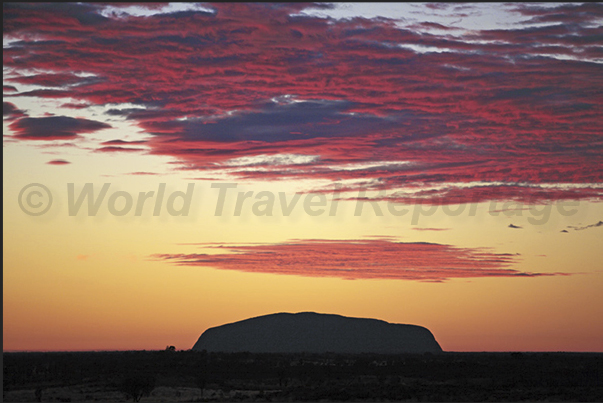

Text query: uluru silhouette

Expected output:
[193,312,442,353]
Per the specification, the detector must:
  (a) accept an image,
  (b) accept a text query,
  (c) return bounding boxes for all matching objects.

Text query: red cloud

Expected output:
[60,102,91,109]
[152,238,568,282]
[95,146,144,152]
[3,3,602,203]
[101,139,147,145]
[47,159,71,165]
[128,171,159,175]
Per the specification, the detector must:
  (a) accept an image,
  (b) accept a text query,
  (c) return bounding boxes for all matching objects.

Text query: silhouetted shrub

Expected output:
[119,376,155,402]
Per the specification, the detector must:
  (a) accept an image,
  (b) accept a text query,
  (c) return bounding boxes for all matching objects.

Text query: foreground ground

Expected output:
[3,351,602,401]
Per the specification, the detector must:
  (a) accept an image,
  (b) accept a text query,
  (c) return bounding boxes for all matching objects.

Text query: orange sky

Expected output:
[4,3,603,352]
[4,170,602,351]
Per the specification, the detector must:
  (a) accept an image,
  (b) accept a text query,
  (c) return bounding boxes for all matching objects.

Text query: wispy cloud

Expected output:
[568,220,603,231]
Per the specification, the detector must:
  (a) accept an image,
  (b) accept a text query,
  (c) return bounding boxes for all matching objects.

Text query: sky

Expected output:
[3,2,603,352]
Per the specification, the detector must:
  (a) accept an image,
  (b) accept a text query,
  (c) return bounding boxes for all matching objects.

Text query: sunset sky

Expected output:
[3,3,603,352]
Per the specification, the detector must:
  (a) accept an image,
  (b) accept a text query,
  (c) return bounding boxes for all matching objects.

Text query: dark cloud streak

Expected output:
[8,116,111,140]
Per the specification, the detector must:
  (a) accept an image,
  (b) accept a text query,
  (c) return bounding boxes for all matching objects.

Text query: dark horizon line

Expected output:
[4,349,602,354]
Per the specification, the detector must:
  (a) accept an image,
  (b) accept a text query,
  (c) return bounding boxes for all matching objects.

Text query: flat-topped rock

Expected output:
[192,312,442,353]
